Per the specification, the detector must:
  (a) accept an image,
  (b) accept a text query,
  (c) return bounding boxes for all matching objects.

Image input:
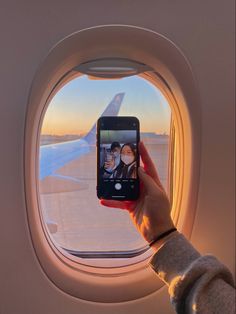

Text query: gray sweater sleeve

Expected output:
[149,233,236,314]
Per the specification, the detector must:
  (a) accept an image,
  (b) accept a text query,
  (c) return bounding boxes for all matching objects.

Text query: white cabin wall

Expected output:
[0,1,234,313]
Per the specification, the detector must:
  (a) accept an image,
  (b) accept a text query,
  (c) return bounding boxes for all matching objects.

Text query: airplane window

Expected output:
[39,73,171,263]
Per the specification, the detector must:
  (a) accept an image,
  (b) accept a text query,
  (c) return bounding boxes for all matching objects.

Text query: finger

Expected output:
[100,199,129,210]
[139,141,159,178]
[139,141,163,189]
[138,166,162,195]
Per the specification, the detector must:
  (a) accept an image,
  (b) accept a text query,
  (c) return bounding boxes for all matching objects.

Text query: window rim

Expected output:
[24,25,201,302]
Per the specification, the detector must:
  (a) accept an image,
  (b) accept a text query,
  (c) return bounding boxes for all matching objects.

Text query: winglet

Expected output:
[99,92,125,117]
[83,93,125,145]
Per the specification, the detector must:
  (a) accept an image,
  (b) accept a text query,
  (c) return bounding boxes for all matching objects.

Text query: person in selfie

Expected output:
[101,142,235,314]
[100,142,121,178]
[113,143,137,179]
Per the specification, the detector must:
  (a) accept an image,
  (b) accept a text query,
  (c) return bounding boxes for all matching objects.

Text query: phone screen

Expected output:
[97,116,140,200]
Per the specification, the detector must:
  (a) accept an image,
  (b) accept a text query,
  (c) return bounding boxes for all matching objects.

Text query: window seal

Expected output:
[38,70,173,262]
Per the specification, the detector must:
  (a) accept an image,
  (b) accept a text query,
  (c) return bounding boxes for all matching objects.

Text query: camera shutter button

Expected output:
[114,183,122,190]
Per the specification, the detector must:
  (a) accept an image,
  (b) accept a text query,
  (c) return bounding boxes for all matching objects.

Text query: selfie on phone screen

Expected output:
[100,131,137,179]
[97,117,140,200]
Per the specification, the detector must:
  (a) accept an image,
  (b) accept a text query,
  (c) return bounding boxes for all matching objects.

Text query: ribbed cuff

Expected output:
[149,233,201,285]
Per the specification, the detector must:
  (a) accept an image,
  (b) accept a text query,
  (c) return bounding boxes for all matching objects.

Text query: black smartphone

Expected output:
[97,116,140,200]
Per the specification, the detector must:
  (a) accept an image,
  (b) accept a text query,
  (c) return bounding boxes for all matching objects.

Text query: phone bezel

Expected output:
[97,116,140,200]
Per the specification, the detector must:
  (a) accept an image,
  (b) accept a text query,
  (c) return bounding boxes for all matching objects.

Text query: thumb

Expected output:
[138,167,160,195]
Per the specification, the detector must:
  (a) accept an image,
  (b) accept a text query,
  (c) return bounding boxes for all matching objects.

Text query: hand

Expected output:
[100,141,175,244]
[104,159,115,171]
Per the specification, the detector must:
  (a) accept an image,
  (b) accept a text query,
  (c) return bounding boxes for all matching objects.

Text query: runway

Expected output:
[39,136,169,252]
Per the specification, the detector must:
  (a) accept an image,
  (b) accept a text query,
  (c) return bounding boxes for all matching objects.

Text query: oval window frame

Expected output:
[24,25,201,302]
[37,69,173,267]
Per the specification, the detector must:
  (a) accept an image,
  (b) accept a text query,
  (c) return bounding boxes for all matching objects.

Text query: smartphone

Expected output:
[97,116,140,200]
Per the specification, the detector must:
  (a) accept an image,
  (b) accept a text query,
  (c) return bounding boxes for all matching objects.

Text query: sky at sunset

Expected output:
[41,74,171,136]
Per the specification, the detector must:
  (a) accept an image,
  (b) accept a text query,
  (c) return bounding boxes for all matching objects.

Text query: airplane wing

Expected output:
[39,93,125,181]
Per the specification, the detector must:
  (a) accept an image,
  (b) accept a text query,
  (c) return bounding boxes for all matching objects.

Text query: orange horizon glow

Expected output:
[41,75,171,136]
[41,115,170,135]
[41,127,170,136]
